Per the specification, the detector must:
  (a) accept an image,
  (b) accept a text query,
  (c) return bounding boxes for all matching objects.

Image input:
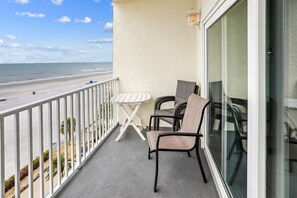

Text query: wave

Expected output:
[80,68,108,72]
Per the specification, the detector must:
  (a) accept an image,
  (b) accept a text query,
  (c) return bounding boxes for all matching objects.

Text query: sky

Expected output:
[0,0,113,63]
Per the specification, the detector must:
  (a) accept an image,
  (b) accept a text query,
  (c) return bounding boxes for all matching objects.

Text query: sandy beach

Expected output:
[0,73,113,179]
[0,72,112,112]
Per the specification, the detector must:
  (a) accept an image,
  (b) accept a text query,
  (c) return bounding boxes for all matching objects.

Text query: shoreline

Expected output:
[0,71,112,88]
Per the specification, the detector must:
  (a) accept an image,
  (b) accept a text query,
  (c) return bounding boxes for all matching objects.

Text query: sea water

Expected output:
[0,62,112,84]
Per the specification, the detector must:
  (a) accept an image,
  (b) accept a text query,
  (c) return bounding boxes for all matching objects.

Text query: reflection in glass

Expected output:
[207,0,247,197]
[266,0,297,197]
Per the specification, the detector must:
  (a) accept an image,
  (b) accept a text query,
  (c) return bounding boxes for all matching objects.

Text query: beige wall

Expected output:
[113,0,198,125]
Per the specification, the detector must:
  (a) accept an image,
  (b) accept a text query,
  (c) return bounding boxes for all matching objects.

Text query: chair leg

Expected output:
[187,151,191,157]
[195,145,207,183]
[154,150,159,192]
[229,151,243,185]
[227,138,237,160]
[148,147,151,160]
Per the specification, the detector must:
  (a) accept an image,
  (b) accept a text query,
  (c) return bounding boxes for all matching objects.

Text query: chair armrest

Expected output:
[154,96,175,110]
[149,115,182,131]
[156,132,203,150]
[230,98,248,108]
[158,132,203,138]
[173,101,187,116]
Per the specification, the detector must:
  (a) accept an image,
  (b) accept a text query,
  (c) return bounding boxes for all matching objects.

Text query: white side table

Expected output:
[112,93,151,141]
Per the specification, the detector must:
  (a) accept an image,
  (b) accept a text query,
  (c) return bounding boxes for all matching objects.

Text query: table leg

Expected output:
[125,105,146,140]
[115,104,140,141]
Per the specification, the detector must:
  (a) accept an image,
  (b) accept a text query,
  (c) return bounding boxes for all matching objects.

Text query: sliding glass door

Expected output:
[266,0,297,197]
[206,0,247,197]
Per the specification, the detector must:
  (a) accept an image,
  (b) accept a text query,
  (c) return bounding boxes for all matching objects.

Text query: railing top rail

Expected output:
[0,77,119,118]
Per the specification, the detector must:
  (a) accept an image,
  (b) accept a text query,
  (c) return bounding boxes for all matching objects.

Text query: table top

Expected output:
[112,93,151,104]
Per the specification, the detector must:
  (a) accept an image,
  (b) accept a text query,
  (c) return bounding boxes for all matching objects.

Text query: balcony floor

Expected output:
[56,126,218,198]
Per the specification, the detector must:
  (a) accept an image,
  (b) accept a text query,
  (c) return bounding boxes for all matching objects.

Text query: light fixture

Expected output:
[187,9,200,27]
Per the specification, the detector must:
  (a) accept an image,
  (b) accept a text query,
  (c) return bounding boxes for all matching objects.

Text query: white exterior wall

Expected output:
[113,0,197,125]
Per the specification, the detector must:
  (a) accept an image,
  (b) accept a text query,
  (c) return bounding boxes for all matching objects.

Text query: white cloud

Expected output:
[15,0,29,4]
[90,44,103,49]
[0,39,3,46]
[86,38,113,43]
[7,43,21,48]
[5,34,20,40]
[104,22,113,31]
[51,0,63,5]
[111,2,114,6]
[94,0,101,3]
[15,12,45,18]
[57,16,71,23]
[76,17,92,24]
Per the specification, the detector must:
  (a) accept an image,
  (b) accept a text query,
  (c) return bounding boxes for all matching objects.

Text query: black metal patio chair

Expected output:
[210,102,247,184]
[146,94,210,192]
[154,80,198,131]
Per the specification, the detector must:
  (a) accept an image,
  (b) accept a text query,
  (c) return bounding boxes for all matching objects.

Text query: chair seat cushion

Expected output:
[154,108,175,124]
[147,131,195,151]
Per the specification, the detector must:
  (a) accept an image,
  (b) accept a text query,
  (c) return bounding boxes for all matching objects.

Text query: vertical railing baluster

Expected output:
[82,91,86,159]
[95,87,98,145]
[104,84,107,136]
[70,95,74,170]
[0,117,5,198]
[86,90,90,155]
[76,92,81,167]
[98,85,102,141]
[107,82,110,131]
[28,109,34,198]
[56,99,61,186]
[48,102,53,195]
[39,105,44,198]
[90,88,94,150]
[109,81,114,127]
[14,113,20,198]
[64,97,68,178]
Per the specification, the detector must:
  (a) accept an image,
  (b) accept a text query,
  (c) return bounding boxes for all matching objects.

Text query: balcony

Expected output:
[56,126,218,198]
[0,78,218,198]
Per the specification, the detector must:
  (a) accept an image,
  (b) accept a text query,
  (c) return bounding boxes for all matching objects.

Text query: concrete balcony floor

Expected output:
[56,126,218,198]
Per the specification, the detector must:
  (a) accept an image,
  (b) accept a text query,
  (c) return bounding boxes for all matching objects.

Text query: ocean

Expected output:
[0,62,112,84]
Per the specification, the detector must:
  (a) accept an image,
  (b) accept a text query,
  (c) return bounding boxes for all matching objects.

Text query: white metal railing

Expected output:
[0,77,119,198]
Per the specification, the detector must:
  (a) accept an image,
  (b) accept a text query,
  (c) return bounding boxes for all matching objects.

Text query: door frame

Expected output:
[200,0,267,197]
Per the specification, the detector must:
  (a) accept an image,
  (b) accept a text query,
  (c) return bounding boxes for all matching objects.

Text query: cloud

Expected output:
[15,0,29,4]
[7,43,21,48]
[94,0,101,3]
[5,34,20,40]
[76,17,92,24]
[15,12,45,18]
[0,39,3,46]
[51,0,63,5]
[24,44,86,55]
[90,44,103,49]
[57,16,71,23]
[111,2,113,6]
[104,22,113,31]
[85,38,113,43]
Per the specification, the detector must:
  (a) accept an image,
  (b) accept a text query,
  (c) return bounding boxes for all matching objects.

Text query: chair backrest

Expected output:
[209,80,232,105]
[179,94,210,133]
[175,80,198,105]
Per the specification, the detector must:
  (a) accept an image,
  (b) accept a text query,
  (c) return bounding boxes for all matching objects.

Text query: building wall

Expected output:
[113,0,197,125]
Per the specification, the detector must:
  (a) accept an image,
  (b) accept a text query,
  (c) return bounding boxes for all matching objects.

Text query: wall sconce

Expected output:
[187,9,200,27]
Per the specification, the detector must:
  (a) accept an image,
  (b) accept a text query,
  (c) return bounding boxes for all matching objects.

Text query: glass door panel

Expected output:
[207,0,247,197]
[266,0,297,197]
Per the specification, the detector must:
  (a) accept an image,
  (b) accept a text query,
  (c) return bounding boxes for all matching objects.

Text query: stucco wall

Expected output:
[113,0,197,125]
